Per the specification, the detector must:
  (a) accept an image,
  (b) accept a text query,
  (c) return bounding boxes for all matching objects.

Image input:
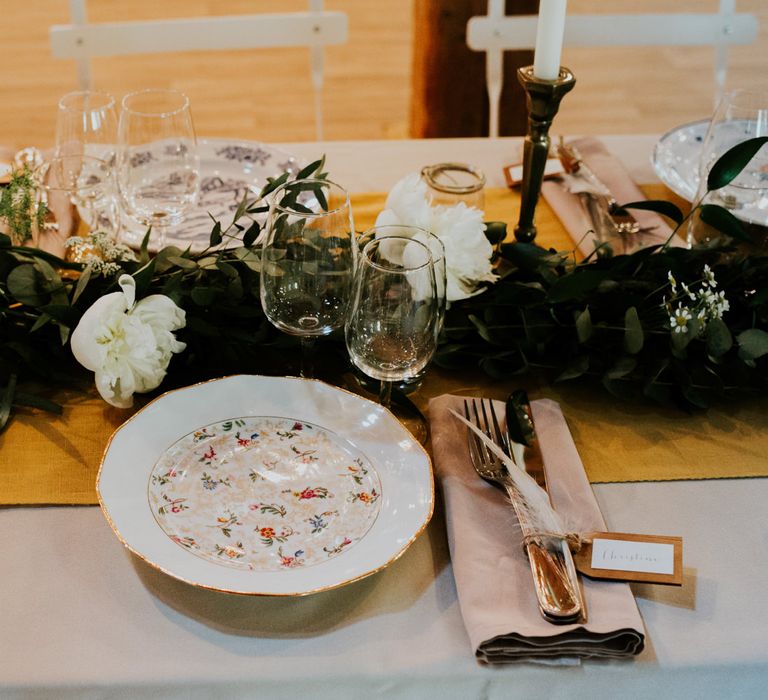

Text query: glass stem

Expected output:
[299,336,316,378]
[379,379,393,408]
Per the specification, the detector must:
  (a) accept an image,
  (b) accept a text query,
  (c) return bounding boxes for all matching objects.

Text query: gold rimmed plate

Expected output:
[98,375,434,595]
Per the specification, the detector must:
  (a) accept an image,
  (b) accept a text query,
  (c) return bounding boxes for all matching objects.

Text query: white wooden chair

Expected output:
[467,0,759,137]
[49,0,348,140]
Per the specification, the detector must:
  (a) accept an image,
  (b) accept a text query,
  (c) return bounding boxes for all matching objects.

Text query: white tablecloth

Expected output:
[2,137,767,699]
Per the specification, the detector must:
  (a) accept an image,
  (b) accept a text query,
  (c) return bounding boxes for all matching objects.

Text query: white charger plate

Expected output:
[118,138,301,253]
[98,375,434,596]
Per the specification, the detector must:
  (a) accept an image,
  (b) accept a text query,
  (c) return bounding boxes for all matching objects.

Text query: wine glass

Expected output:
[117,89,200,250]
[260,178,355,378]
[689,89,768,245]
[345,236,439,412]
[355,224,446,395]
[42,154,121,240]
[55,91,118,162]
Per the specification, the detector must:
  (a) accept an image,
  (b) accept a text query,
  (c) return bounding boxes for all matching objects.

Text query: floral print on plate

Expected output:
[148,416,382,571]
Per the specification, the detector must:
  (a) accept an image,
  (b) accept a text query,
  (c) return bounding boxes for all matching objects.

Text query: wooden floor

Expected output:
[0,0,766,149]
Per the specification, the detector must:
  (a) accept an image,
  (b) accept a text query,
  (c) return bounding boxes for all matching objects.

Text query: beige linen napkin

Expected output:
[429,394,645,663]
[541,137,683,256]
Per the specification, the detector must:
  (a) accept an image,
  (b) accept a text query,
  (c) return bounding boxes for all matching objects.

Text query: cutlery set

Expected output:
[464,394,585,624]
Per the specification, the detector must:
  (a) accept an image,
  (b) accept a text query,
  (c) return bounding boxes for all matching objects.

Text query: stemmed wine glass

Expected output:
[689,89,768,245]
[345,236,439,414]
[41,154,121,241]
[55,90,118,161]
[116,89,200,250]
[260,178,355,378]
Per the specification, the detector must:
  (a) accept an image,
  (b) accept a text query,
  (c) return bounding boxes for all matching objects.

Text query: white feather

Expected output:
[451,408,566,538]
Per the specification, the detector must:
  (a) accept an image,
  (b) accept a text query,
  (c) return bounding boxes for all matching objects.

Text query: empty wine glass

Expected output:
[42,154,121,239]
[345,236,439,411]
[689,89,768,245]
[55,90,118,162]
[260,178,355,378]
[117,89,200,250]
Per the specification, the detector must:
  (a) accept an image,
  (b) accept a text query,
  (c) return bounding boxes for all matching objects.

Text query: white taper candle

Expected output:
[533,0,568,80]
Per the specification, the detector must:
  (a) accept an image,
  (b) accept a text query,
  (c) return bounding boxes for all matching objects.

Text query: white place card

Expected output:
[572,531,683,585]
[591,538,675,575]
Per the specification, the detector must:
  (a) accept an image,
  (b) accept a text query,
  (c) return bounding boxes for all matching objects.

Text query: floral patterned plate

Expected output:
[118,138,301,253]
[98,376,433,595]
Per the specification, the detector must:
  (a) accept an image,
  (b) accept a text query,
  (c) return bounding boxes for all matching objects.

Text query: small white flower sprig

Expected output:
[65,232,137,277]
[665,264,730,336]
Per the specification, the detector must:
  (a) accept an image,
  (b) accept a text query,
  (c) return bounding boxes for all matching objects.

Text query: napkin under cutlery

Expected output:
[429,394,645,664]
[542,137,684,256]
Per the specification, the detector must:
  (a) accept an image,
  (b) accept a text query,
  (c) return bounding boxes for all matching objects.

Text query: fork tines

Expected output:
[464,398,511,462]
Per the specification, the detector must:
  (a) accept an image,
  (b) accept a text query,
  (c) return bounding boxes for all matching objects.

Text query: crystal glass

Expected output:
[260,178,355,378]
[55,90,118,162]
[40,154,121,240]
[689,89,768,245]
[345,236,438,410]
[421,162,486,209]
[117,89,200,249]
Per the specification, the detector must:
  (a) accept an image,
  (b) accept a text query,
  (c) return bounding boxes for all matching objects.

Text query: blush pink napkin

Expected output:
[429,394,645,663]
[541,137,684,256]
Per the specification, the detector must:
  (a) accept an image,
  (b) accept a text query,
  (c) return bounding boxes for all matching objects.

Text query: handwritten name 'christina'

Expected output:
[598,549,659,564]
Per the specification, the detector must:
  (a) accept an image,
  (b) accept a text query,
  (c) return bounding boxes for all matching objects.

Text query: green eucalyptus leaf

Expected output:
[624,306,644,354]
[139,228,152,264]
[605,355,637,380]
[620,200,684,225]
[30,312,51,332]
[556,354,589,381]
[699,204,751,242]
[706,318,732,358]
[40,303,80,327]
[468,314,497,344]
[737,328,768,360]
[484,221,507,246]
[132,258,156,297]
[71,265,92,304]
[548,269,606,303]
[242,221,261,248]
[216,260,238,279]
[575,307,592,343]
[209,221,223,247]
[260,171,290,198]
[296,157,325,181]
[706,137,768,191]
[7,265,47,306]
[191,287,217,306]
[166,256,199,270]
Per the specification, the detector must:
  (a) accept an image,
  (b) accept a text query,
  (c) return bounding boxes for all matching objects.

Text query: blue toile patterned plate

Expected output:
[119,138,301,253]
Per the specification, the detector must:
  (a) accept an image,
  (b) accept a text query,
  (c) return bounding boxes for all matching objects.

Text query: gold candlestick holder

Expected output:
[514,66,576,243]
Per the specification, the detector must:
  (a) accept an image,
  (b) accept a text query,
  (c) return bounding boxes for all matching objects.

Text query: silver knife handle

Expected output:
[503,483,584,622]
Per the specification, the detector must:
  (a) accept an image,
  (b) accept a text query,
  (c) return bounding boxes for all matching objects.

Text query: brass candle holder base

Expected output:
[514,66,576,243]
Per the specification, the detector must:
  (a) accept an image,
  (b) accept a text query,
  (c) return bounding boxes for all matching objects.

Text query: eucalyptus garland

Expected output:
[1,142,768,432]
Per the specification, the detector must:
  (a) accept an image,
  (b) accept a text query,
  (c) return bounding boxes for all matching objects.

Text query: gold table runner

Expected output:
[2,186,766,505]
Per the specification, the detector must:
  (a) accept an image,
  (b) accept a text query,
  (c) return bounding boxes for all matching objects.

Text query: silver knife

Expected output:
[506,391,585,623]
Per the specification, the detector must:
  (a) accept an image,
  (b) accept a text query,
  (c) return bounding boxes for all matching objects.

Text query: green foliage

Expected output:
[0,168,48,244]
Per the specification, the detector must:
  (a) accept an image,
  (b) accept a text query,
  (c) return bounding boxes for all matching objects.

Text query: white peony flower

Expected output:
[375,173,496,302]
[71,274,186,408]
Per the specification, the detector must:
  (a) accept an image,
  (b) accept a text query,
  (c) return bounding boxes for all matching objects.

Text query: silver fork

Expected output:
[464,398,583,624]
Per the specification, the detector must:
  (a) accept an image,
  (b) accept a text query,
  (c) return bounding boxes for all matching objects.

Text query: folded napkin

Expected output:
[542,137,683,256]
[429,394,645,663]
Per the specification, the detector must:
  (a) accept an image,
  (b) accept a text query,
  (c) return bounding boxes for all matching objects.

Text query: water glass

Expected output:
[41,154,121,240]
[689,89,768,245]
[55,90,118,162]
[117,89,200,249]
[260,178,355,377]
[345,236,439,409]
